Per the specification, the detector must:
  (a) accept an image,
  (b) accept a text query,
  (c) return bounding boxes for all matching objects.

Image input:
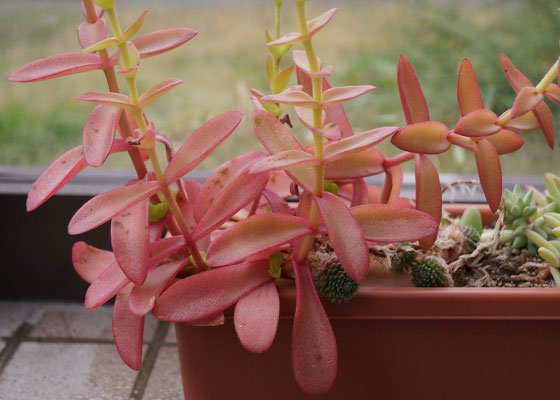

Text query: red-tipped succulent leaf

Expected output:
[72,242,115,284]
[397,55,430,124]
[78,91,136,110]
[391,121,450,154]
[454,109,501,137]
[7,53,103,82]
[321,85,375,107]
[138,78,183,109]
[415,154,441,251]
[83,105,121,167]
[85,261,130,310]
[131,28,198,58]
[457,58,484,116]
[474,139,502,212]
[511,86,544,119]
[323,126,398,162]
[112,285,144,370]
[324,148,385,180]
[485,130,524,155]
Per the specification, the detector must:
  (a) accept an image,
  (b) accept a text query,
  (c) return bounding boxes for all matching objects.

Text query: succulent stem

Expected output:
[535,59,559,93]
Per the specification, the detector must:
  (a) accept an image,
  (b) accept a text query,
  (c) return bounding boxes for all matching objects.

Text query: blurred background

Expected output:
[1,0,559,175]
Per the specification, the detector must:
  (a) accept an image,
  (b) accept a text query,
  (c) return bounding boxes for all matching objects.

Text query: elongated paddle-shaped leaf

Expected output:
[415,155,441,251]
[351,178,369,207]
[292,260,337,395]
[321,85,375,107]
[250,150,319,174]
[261,90,317,108]
[485,130,524,155]
[83,105,121,167]
[532,102,554,150]
[78,91,136,110]
[7,53,103,82]
[132,28,197,58]
[397,55,429,124]
[391,122,450,154]
[324,148,385,180]
[113,285,144,370]
[85,261,129,310]
[457,58,484,116]
[111,198,150,285]
[194,151,266,222]
[324,126,398,162]
[72,242,115,284]
[500,109,539,132]
[138,78,182,109]
[474,139,502,212]
[500,53,532,92]
[511,86,543,119]
[351,204,438,242]
[129,259,187,316]
[165,111,243,182]
[69,181,162,235]
[234,281,279,353]
[154,261,271,322]
[454,109,500,137]
[307,8,337,37]
[206,214,312,267]
[314,193,369,281]
[380,165,403,204]
[192,170,270,241]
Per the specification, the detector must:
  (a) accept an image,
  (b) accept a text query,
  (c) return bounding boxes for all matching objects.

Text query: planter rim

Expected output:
[271,280,560,320]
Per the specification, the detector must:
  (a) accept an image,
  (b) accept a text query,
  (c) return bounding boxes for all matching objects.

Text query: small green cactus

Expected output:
[397,250,418,272]
[411,258,447,287]
[461,224,481,254]
[316,262,359,303]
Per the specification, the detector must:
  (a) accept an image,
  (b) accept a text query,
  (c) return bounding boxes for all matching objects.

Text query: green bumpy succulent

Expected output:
[397,250,418,272]
[316,262,359,303]
[411,258,447,287]
[461,224,481,254]
[459,207,482,253]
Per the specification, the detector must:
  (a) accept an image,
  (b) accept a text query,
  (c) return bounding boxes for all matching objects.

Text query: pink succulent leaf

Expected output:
[138,78,183,109]
[250,95,266,111]
[206,214,313,267]
[500,53,532,93]
[149,218,167,243]
[485,130,524,155]
[322,85,375,108]
[112,284,144,370]
[164,111,243,182]
[261,90,318,108]
[292,260,337,395]
[453,109,501,137]
[249,150,320,174]
[194,151,267,222]
[474,139,502,213]
[510,86,544,119]
[294,106,326,132]
[324,126,398,162]
[234,281,280,353]
[7,53,103,82]
[81,1,104,22]
[457,58,484,116]
[415,154,442,251]
[85,260,129,310]
[314,193,369,281]
[308,7,338,37]
[532,102,554,149]
[129,258,188,316]
[83,105,121,167]
[544,83,560,104]
[27,146,88,211]
[183,179,203,203]
[192,312,225,326]
[266,171,293,199]
[499,109,539,132]
[153,260,271,322]
[292,50,332,78]
[351,204,438,243]
[78,91,136,111]
[397,55,430,125]
[121,10,148,42]
[261,188,294,215]
[391,121,450,154]
[380,165,403,204]
[324,148,385,180]
[149,236,187,265]
[351,178,369,207]
[268,31,306,47]
[129,28,198,58]
[192,170,271,241]
[72,242,115,284]
[68,181,162,235]
[111,198,150,285]
[77,18,108,49]
[252,109,315,191]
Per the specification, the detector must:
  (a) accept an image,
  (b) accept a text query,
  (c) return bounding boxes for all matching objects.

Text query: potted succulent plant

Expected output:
[7,0,560,398]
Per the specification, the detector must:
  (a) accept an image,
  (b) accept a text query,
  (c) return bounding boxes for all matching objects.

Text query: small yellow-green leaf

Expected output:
[270,66,294,94]
[122,10,149,42]
[82,37,119,53]
[149,202,168,222]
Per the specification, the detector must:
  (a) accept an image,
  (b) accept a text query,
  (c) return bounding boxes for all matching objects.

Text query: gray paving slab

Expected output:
[0,301,45,337]
[0,342,145,400]
[143,345,183,400]
[164,324,177,344]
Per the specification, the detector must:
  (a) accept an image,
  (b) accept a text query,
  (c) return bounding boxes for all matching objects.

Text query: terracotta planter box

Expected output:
[175,281,560,400]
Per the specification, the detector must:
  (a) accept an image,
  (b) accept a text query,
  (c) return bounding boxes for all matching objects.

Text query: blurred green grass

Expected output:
[1,0,559,174]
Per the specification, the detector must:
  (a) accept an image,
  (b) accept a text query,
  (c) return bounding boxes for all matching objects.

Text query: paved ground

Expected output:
[0,301,183,400]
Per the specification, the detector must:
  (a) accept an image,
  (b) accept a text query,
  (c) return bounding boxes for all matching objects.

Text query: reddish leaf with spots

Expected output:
[250,150,319,174]
[85,260,130,310]
[7,53,103,82]
[153,261,272,322]
[78,91,136,110]
[72,242,115,284]
[415,154,441,251]
[474,139,502,212]
[234,281,280,353]
[323,126,398,162]
[82,105,121,167]
[292,260,337,395]
[111,198,150,285]
[206,214,313,267]
[112,285,144,370]
[314,193,369,282]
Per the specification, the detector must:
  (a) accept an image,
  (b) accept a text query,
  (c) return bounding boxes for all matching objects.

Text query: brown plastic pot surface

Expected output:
[175,282,560,400]
[443,203,497,225]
